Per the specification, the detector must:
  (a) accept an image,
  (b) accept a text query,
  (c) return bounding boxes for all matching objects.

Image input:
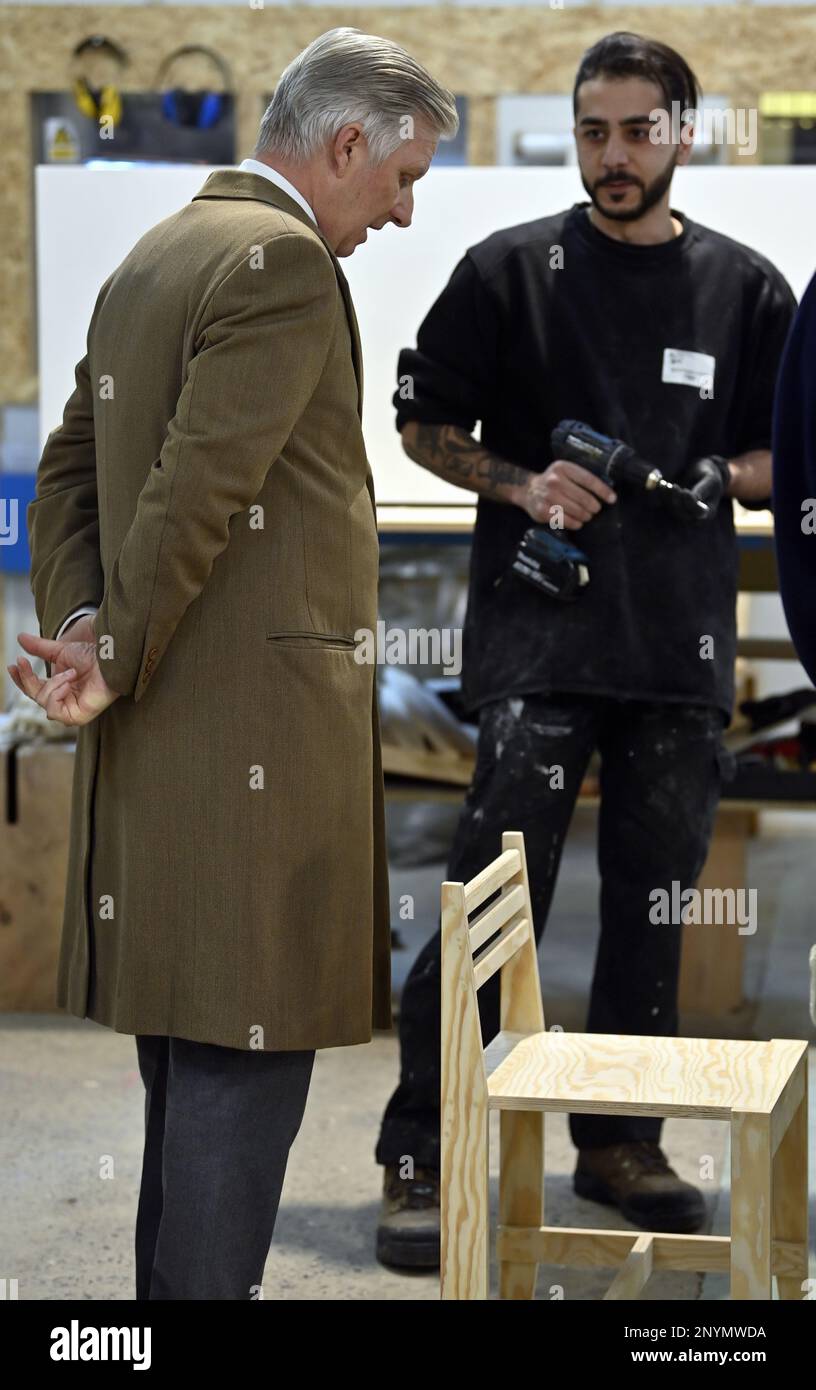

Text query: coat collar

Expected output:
[192,170,363,415]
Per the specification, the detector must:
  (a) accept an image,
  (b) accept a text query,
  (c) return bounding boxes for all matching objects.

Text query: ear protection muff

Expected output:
[71,36,126,127]
[161,88,222,130]
[73,79,123,126]
[156,45,231,130]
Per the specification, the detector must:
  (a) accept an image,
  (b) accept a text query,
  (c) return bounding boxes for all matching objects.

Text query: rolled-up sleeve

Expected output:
[393,252,500,434]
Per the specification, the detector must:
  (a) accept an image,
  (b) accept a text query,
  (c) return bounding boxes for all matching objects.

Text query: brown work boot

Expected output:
[574,1140,707,1234]
[376,1164,440,1270]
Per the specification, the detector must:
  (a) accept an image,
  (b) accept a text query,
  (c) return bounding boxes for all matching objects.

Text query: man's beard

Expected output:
[581,151,679,223]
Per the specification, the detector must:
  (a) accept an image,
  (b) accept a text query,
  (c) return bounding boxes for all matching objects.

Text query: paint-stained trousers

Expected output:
[375,692,729,1171]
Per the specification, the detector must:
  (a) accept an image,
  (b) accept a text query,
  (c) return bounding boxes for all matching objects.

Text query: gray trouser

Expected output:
[135,1034,314,1299]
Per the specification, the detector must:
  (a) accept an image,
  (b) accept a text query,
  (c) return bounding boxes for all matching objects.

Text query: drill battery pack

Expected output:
[510,526,590,602]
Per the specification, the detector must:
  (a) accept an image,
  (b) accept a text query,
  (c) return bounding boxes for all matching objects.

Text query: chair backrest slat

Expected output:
[463,849,520,915]
[442,831,546,1057]
[472,917,531,990]
[469,882,526,953]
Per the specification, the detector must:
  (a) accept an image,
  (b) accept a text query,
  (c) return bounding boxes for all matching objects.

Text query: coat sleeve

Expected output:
[55,606,99,640]
[92,231,338,701]
[27,320,108,644]
[772,269,816,684]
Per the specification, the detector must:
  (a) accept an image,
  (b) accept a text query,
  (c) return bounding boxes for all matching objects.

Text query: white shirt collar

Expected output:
[238,158,317,226]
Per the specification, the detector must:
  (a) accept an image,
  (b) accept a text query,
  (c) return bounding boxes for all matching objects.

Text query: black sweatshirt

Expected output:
[394,202,796,720]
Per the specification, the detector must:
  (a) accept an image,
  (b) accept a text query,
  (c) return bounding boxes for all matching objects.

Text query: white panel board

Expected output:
[37,163,816,502]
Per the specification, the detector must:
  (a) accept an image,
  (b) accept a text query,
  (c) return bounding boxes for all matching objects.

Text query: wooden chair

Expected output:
[440,830,809,1300]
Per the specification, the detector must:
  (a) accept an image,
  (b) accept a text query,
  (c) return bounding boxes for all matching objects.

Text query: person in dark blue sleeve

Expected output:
[375,31,798,1270]
[773,271,816,684]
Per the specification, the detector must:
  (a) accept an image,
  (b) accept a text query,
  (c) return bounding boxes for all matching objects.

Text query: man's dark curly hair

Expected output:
[573,31,701,117]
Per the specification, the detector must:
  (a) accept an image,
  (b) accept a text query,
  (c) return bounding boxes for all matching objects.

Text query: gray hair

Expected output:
[255,28,459,166]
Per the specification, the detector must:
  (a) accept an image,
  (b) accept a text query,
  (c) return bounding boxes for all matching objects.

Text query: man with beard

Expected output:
[375,31,797,1269]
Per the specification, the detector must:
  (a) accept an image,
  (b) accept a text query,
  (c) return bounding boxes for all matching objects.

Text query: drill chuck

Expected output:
[552,420,711,522]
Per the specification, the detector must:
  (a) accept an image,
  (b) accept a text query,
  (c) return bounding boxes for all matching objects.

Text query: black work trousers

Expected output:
[375,691,727,1170]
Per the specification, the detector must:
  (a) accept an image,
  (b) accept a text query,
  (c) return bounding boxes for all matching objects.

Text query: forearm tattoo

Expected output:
[403,423,530,500]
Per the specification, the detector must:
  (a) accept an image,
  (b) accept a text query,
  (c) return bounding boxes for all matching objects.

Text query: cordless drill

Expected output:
[551,421,712,522]
[509,421,725,601]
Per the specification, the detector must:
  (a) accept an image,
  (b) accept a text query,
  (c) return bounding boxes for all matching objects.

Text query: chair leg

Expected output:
[441,1108,490,1300]
[773,1082,809,1300]
[499,1109,544,1300]
[730,1111,772,1299]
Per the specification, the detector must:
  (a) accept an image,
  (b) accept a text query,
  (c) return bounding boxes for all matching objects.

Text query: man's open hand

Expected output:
[7,615,120,726]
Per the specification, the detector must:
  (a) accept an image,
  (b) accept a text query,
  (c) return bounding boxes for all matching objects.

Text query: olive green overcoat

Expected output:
[28,169,392,1050]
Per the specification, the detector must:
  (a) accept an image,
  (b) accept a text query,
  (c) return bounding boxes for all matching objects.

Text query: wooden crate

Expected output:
[0,741,74,1011]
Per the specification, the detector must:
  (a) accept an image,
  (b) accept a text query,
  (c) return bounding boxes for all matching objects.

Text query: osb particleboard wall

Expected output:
[3,5,816,403]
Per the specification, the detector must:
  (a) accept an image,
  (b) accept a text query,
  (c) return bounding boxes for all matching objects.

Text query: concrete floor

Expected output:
[2,809,814,1300]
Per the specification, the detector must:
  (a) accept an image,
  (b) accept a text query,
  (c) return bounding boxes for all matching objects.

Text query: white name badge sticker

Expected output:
[661,348,716,392]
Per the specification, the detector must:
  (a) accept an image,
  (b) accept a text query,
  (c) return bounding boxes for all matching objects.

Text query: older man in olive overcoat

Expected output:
[12,28,458,1298]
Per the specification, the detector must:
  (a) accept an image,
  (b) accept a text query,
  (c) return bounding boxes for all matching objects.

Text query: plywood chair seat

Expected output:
[441,831,809,1301]
[484,1029,805,1118]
